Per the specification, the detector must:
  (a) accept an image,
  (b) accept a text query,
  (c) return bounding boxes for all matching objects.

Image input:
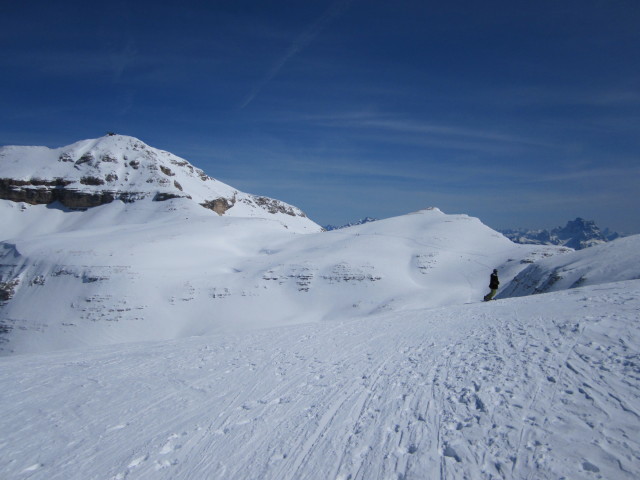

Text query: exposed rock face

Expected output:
[1,178,67,204]
[0,177,146,209]
[200,197,235,215]
[153,192,190,202]
[0,278,20,302]
[250,196,304,217]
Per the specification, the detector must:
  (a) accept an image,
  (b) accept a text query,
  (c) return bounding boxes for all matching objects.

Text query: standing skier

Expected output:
[484,269,500,301]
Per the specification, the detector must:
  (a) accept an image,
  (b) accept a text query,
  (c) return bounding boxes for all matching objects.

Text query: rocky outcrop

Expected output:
[251,196,304,217]
[0,178,72,204]
[0,278,19,302]
[153,192,189,202]
[200,197,235,215]
[0,178,152,209]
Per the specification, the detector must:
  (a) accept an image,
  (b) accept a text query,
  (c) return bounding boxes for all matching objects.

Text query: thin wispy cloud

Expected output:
[306,113,552,147]
[240,0,353,109]
[538,165,640,183]
[495,85,640,109]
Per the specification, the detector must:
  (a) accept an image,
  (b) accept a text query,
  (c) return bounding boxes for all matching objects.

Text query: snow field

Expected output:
[1,280,639,480]
[1,203,566,354]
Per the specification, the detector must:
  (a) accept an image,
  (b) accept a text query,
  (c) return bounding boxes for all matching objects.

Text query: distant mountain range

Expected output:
[323,217,378,231]
[499,218,622,250]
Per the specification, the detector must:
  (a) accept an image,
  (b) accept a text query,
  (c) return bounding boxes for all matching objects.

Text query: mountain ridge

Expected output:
[323,217,378,231]
[0,202,568,355]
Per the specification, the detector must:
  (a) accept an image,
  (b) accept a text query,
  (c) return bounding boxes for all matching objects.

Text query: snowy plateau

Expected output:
[1,135,639,480]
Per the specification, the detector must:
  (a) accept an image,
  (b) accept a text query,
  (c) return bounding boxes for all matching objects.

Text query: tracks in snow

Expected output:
[1,286,639,480]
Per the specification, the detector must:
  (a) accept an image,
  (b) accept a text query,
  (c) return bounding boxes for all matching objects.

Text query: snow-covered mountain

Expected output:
[0,196,566,355]
[500,217,621,250]
[500,234,640,298]
[0,135,319,233]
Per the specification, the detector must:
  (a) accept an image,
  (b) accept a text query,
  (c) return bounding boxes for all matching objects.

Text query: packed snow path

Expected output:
[1,281,639,480]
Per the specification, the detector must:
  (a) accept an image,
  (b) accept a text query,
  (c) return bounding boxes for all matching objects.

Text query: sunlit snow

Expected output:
[1,136,639,479]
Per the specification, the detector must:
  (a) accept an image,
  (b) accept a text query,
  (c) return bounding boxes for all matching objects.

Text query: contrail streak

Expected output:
[240,0,353,109]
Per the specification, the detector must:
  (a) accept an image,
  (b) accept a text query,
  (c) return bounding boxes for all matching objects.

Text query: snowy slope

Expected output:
[500,234,640,298]
[0,205,566,355]
[1,280,639,480]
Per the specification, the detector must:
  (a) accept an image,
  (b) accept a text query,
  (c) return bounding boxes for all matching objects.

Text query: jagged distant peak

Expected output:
[323,216,378,231]
[0,135,319,230]
[500,217,621,250]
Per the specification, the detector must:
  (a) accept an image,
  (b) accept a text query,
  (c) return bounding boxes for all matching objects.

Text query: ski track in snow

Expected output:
[1,282,639,480]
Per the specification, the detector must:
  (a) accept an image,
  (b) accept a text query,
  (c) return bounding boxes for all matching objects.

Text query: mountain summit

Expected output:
[0,135,318,231]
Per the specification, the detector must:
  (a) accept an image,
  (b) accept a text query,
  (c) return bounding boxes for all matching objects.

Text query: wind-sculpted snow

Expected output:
[0,203,567,354]
[1,281,639,479]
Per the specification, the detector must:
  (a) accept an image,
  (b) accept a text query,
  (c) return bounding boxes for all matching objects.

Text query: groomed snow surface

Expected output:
[1,281,639,480]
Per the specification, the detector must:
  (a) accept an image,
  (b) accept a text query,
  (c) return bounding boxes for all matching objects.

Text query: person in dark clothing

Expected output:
[484,269,500,301]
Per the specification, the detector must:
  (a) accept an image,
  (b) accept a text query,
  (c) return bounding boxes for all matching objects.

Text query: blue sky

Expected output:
[2,0,639,232]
